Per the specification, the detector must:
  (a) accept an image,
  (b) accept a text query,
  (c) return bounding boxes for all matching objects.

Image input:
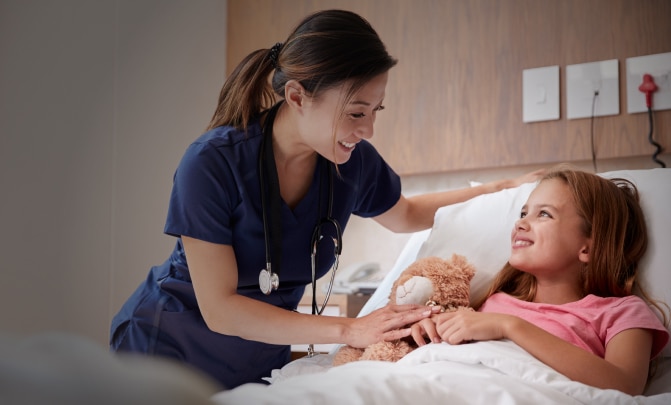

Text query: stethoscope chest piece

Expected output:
[259,266,279,295]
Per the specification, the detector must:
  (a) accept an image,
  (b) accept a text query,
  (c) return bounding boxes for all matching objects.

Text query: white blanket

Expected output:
[212,340,671,405]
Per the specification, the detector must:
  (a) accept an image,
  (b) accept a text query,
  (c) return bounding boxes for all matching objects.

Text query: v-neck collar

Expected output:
[281,157,325,224]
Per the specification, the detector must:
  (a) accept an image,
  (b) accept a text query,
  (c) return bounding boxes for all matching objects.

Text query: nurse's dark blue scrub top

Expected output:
[110,118,401,389]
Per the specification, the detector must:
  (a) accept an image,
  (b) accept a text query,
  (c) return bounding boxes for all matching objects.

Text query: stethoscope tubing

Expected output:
[257,102,343,357]
[258,102,342,296]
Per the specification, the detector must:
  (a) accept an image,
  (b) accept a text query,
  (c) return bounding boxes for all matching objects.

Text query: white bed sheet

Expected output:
[212,340,671,404]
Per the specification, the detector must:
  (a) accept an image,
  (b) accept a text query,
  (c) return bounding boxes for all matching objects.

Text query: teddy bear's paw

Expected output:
[332,345,365,366]
[360,340,414,362]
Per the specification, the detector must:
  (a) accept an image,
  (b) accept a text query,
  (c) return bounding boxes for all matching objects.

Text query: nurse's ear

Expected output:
[284,80,309,111]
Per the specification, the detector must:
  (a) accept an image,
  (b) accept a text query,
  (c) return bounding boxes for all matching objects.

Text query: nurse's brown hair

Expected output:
[206,9,397,132]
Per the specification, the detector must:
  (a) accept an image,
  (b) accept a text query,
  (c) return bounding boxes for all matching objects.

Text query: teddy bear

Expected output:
[332,254,475,366]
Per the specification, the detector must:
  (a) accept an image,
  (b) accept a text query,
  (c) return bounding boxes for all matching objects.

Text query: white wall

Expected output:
[0,0,227,346]
[1,0,666,347]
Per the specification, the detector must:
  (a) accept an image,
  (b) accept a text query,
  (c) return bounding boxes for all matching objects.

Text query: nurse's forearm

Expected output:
[202,293,352,345]
[384,169,544,233]
[203,294,434,349]
[376,181,511,233]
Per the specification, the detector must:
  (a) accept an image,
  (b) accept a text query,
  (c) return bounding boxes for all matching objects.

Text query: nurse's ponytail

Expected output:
[206,47,277,131]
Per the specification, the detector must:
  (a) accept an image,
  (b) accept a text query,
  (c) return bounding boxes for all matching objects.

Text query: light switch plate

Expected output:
[566,59,619,120]
[523,65,559,123]
[626,52,671,114]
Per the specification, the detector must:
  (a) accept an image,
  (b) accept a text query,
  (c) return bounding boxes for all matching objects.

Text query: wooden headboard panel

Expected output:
[226,0,671,175]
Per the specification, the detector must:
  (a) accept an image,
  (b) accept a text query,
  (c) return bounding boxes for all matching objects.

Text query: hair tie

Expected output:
[268,42,283,69]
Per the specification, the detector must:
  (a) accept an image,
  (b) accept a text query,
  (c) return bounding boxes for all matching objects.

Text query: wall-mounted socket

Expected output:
[522,65,560,123]
[566,59,619,120]
[626,52,671,114]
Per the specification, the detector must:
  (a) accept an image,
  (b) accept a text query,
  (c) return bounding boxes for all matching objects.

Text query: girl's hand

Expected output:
[346,304,441,348]
[433,310,513,344]
[409,317,442,346]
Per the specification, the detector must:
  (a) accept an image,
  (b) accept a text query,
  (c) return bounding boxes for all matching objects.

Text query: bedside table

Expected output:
[344,291,372,317]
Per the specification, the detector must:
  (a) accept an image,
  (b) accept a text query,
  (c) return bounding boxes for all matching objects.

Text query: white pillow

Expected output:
[363,168,670,355]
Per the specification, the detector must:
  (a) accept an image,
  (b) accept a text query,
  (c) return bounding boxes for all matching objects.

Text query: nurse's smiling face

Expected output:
[298,72,389,165]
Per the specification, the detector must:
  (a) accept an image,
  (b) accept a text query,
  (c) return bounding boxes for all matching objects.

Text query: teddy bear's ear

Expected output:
[464,263,476,280]
[447,254,476,281]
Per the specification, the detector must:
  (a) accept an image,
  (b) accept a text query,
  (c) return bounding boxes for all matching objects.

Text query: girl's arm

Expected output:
[432,311,653,396]
[373,169,545,233]
[183,236,437,347]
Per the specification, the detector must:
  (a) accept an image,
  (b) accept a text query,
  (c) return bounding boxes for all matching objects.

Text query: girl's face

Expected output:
[509,179,591,281]
[299,72,388,164]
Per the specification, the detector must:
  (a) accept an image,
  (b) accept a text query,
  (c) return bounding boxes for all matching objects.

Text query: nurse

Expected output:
[110,9,542,389]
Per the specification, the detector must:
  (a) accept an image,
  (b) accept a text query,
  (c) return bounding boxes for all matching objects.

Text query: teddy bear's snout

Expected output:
[396,276,434,305]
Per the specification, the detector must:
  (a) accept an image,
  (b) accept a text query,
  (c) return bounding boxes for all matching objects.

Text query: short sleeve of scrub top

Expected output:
[163,126,248,245]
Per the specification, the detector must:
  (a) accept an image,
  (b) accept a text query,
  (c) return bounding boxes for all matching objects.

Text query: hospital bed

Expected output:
[213,167,671,405]
[2,169,668,404]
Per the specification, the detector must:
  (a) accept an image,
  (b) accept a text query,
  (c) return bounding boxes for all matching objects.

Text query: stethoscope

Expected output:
[257,102,342,356]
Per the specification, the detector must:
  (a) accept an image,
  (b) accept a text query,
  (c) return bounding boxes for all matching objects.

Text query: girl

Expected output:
[110,9,541,389]
[412,167,669,395]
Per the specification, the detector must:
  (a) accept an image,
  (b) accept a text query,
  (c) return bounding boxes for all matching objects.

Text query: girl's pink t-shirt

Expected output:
[479,293,669,358]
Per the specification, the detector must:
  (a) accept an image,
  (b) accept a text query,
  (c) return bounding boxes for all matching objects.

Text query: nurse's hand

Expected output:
[344,304,441,348]
[502,168,546,189]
